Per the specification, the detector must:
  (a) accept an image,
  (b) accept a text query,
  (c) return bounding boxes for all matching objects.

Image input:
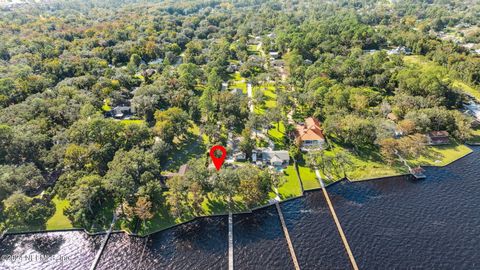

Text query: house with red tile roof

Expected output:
[295,117,326,151]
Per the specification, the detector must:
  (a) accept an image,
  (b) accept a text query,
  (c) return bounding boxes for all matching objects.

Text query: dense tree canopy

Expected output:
[0,0,478,232]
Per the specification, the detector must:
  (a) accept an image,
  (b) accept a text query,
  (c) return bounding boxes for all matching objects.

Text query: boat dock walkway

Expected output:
[228,212,234,270]
[315,169,359,270]
[0,228,8,240]
[90,214,116,270]
[275,202,301,270]
[395,150,426,179]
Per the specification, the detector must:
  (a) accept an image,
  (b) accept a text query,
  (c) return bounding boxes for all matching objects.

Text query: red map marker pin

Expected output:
[209,145,227,171]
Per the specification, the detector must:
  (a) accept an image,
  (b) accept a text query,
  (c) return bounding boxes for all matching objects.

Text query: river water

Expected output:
[1,148,480,269]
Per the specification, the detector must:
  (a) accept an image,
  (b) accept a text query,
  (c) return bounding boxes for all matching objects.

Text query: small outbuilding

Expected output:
[111,105,135,119]
[427,131,450,145]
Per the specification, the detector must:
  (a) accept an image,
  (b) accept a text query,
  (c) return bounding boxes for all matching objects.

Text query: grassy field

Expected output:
[325,141,472,181]
[334,146,407,181]
[229,72,247,94]
[278,166,304,198]
[247,44,261,55]
[297,163,321,189]
[253,83,277,115]
[46,196,73,230]
[120,119,145,125]
[164,122,207,172]
[268,122,287,150]
[409,142,472,167]
[467,128,480,144]
[102,99,111,111]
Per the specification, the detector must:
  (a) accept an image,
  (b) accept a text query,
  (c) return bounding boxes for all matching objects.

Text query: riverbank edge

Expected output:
[2,146,476,238]
[350,145,474,182]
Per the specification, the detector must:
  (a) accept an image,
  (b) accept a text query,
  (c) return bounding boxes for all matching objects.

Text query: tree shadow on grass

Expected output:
[203,197,248,215]
[164,131,207,171]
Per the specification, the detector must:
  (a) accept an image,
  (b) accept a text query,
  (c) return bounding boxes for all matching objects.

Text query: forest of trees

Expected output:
[0,0,479,233]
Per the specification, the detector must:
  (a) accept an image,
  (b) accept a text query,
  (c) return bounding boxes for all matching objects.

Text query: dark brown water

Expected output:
[280,191,352,269]
[97,216,228,270]
[325,153,480,269]
[2,147,480,269]
[233,205,294,270]
[0,231,103,270]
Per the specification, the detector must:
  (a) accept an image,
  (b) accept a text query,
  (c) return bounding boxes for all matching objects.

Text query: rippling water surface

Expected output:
[2,148,480,269]
[0,231,103,270]
[98,216,228,270]
[326,150,480,269]
[280,192,351,269]
[233,205,294,270]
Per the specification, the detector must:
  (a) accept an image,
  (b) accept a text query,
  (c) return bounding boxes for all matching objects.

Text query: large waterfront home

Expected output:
[252,149,290,168]
[295,117,326,151]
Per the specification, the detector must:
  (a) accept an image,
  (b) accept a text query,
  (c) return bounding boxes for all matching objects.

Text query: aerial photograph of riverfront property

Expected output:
[1,0,480,269]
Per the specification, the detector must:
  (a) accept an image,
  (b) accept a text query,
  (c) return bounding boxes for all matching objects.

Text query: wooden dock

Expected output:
[0,228,8,240]
[228,212,234,270]
[136,236,149,270]
[275,202,301,270]
[410,167,426,179]
[89,214,116,270]
[315,169,359,270]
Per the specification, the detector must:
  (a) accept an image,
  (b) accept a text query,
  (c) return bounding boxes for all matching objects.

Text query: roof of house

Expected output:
[428,131,450,138]
[295,117,325,141]
[387,113,398,121]
[262,150,290,162]
[178,164,188,176]
[164,164,188,178]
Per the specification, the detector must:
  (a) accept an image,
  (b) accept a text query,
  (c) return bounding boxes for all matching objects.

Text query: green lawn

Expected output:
[282,165,304,197]
[247,44,260,55]
[253,83,277,115]
[229,72,247,94]
[120,119,145,125]
[46,196,73,230]
[296,163,321,189]
[102,99,111,111]
[409,142,472,167]
[317,143,408,181]
[452,80,480,101]
[139,190,268,235]
[325,140,472,181]
[347,159,407,181]
[164,122,207,172]
[137,201,178,235]
[467,128,480,144]
[268,122,286,150]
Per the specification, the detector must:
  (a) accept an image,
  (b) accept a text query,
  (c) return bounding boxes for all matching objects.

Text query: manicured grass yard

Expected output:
[327,140,472,182]
[46,196,73,230]
[268,122,286,150]
[409,142,472,167]
[347,158,407,181]
[253,83,277,115]
[296,163,321,189]
[247,44,260,55]
[229,72,247,94]
[120,119,145,125]
[281,165,304,198]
